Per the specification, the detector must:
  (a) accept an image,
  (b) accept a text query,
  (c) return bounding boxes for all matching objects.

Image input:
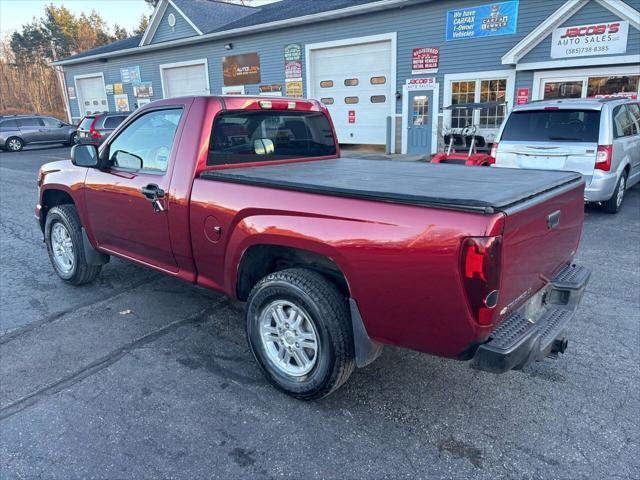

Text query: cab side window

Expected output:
[108,109,182,173]
[0,119,18,129]
[42,117,62,127]
[626,104,640,134]
[17,118,44,128]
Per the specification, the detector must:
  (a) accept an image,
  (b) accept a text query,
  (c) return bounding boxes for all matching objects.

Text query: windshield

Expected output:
[501,109,601,143]
[208,111,337,165]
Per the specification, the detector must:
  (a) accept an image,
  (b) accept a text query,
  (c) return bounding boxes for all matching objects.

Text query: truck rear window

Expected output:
[208,111,337,165]
[501,109,601,143]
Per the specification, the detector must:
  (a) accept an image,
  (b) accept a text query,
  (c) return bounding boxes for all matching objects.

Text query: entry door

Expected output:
[84,108,184,273]
[407,90,433,155]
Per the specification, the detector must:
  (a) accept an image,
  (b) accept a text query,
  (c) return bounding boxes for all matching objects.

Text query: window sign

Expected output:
[285,60,302,79]
[285,79,303,98]
[133,82,154,98]
[105,84,114,95]
[259,84,283,96]
[551,21,629,59]
[412,47,439,74]
[446,1,519,41]
[114,83,124,95]
[67,86,76,99]
[284,43,302,61]
[120,66,141,85]
[114,93,130,112]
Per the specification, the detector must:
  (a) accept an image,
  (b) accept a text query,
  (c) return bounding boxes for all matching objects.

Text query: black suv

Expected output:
[77,113,130,145]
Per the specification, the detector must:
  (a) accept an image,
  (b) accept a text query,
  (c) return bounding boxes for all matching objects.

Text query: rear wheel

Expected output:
[601,172,627,214]
[6,137,23,152]
[69,132,79,145]
[246,268,355,400]
[45,205,101,285]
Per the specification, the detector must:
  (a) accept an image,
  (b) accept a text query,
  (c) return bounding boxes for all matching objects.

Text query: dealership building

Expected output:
[53,0,640,154]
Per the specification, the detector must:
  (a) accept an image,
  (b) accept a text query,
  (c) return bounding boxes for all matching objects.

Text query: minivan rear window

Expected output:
[501,109,601,143]
[78,116,95,131]
[104,116,127,129]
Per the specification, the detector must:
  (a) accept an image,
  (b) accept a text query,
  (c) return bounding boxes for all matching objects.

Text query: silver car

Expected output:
[0,115,78,152]
[493,98,640,213]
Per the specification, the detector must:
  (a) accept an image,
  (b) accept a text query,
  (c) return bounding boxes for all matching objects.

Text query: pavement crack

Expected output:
[0,274,163,344]
[0,301,221,421]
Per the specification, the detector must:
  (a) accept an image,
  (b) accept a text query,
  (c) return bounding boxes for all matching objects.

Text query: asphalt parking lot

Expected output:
[1,146,638,479]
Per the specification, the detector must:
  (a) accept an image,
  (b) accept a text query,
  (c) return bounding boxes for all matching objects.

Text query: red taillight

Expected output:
[89,117,101,139]
[595,145,612,171]
[461,236,502,326]
[490,142,499,159]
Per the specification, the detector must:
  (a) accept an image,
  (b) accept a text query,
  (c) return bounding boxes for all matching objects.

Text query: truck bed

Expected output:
[200,158,583,213]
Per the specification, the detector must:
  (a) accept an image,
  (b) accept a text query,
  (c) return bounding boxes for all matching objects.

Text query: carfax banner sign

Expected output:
[446,1,519,41]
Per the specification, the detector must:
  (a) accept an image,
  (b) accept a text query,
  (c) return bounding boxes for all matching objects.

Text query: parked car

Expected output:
[76,113,130,145]
[36,96,590,399]
[492,98,640,213]
[0,114,77,152]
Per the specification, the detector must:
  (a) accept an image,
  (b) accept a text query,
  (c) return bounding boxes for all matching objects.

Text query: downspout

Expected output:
[50,44,72,123]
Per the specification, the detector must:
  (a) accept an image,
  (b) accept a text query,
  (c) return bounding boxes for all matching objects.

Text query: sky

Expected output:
[0,0,278,37]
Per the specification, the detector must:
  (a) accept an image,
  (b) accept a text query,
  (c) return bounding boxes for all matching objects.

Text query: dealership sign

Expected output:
[223,53,261,86]
[406,77,437,90]
[446,1,519,41]
[551,21,629,58]
[412,47,439,74]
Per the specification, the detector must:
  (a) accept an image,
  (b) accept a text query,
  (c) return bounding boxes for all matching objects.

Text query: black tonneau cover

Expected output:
[200,158,583,213]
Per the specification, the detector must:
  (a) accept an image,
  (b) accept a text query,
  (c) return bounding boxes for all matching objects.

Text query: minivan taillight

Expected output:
[595,145,612,171]
[490,142,499,159]
[461,236,502,326]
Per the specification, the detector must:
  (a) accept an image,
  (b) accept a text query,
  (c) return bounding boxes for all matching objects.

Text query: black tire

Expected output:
[601,172,627,214]
[246,268,355,400]
[45,204,101,285]
[5,136,24,152]
[68,132,79,145]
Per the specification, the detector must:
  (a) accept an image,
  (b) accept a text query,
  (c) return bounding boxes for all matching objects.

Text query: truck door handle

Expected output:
[141,184,165,199]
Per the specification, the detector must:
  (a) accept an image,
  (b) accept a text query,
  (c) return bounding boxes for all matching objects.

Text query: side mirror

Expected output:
[254,138,275,155]
[58,122,65,127]
[71,144,99,168]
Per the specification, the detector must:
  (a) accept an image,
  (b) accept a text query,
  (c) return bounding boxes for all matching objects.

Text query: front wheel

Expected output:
[69,132,79,145]
[45,205,101,285]
[5,137,24,152]
[601,172,627,214]
[246,268,355,400]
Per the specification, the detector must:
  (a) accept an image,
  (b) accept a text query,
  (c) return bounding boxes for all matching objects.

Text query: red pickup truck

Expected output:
[36,96,590,399]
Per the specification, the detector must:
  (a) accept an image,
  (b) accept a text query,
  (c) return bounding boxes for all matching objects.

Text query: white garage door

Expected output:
[161,62,209,98]
[76,75,108,116]
[310,40,393,145]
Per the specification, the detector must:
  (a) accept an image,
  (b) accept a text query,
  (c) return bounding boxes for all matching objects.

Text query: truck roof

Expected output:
[201,158,583,213]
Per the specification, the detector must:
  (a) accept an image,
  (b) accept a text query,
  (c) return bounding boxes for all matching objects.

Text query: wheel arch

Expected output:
[235,243,351,301]
[40,187,76,232]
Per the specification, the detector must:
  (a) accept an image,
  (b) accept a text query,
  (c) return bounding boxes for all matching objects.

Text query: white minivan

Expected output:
[492,98,640,213]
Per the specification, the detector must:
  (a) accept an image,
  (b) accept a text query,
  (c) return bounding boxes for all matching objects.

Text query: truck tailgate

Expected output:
[496,180,585,320]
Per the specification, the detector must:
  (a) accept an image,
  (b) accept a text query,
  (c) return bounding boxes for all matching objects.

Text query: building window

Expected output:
[321,98,334,105]
[479,79,507,128]
[320,80,333,88]
[345,96,359,104]
[451,81,475,128]
[344,79,359,87]
[543,81,583,100]
[587,75,640,98]
[371,76,386,85]
[370,95,386,103]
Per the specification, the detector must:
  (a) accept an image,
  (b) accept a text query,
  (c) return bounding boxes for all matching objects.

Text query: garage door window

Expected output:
[371,95,386,103]
[320,81,334,88]
[371,76,386,85]
[321,98,334,105]
[344,79,359,87]
[345,97,359,104]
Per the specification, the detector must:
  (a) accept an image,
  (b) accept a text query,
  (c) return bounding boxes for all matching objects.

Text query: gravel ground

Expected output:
[1,146,638,479]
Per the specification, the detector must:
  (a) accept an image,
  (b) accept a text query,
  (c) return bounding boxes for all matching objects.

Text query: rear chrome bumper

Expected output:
[471,264,591,373]
[585,171,618,202]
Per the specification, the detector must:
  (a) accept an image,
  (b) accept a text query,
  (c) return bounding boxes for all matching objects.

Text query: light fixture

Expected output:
[224,43,233,50]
